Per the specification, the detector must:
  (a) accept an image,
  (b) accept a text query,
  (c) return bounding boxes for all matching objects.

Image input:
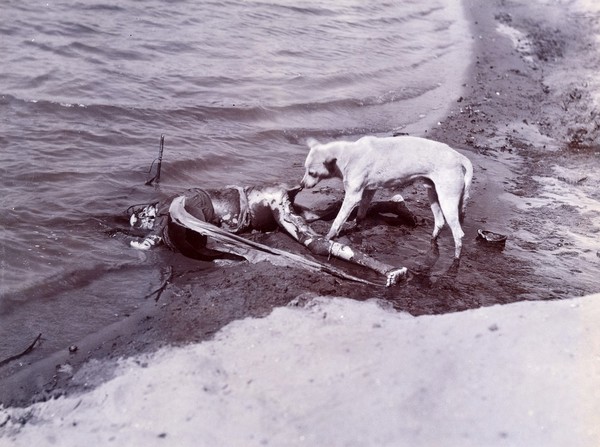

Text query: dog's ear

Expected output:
[306,137,320,148]
[324,157,337,174]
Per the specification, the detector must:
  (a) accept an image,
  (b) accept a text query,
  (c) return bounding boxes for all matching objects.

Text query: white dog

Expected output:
[301,135,473,259]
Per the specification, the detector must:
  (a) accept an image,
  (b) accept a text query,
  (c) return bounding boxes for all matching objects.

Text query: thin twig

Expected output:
[143,266,173,301]
[0,333,42,367]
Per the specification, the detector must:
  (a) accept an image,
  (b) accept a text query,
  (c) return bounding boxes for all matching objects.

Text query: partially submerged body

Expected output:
[128,184,414,286]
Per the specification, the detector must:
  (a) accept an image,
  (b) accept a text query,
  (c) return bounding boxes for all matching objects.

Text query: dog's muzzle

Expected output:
[301,175,317,189]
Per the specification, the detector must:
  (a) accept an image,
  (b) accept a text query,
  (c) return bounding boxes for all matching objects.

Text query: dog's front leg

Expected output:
[327,190,362,239]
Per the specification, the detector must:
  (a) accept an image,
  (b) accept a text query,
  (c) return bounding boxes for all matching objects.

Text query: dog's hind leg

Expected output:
[459,154,474,222]
[437,190,465,259]
[426,186,445,241]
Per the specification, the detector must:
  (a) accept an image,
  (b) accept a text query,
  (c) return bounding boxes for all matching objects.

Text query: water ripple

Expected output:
[0,0,472,352]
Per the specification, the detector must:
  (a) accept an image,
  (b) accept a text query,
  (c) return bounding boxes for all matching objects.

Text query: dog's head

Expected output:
[301,138,339,189]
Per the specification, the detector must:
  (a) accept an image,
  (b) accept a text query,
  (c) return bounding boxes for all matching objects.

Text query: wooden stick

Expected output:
[155,134,164,184]
[145,135,165,186]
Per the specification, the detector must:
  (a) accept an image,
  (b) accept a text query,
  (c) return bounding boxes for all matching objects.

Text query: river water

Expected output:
[0,0,471,358]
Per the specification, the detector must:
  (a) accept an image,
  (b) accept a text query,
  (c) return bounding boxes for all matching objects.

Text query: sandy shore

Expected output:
[1,0,600,444]
[2,294,599,446]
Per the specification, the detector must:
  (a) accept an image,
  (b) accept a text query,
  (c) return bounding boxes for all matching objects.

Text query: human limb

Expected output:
[268,189,407,286]
[367,194,417,226]
[312,239,407,287]
[356,189,376,221]
[293,193,416,227]
[130,233,162,250]
[129,208,168,250]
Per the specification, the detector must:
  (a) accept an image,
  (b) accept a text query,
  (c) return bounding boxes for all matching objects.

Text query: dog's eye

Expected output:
[308,170,318,177]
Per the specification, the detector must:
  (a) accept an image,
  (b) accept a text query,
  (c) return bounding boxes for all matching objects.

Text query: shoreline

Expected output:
[1,0,599,415]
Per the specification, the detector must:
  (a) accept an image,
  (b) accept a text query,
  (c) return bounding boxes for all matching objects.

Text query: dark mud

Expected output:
[1,0,599,407]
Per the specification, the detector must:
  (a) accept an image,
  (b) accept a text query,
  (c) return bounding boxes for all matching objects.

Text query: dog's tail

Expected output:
[459,154,473,222]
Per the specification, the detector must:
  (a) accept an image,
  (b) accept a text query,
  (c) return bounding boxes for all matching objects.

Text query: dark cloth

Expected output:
[161,188,225,259]
[156,188,215,223]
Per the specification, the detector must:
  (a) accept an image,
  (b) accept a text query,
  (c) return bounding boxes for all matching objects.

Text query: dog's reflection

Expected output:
[406,241,460,288]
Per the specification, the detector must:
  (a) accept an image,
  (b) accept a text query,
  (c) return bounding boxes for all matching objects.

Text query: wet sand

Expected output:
[1,0,599,413]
